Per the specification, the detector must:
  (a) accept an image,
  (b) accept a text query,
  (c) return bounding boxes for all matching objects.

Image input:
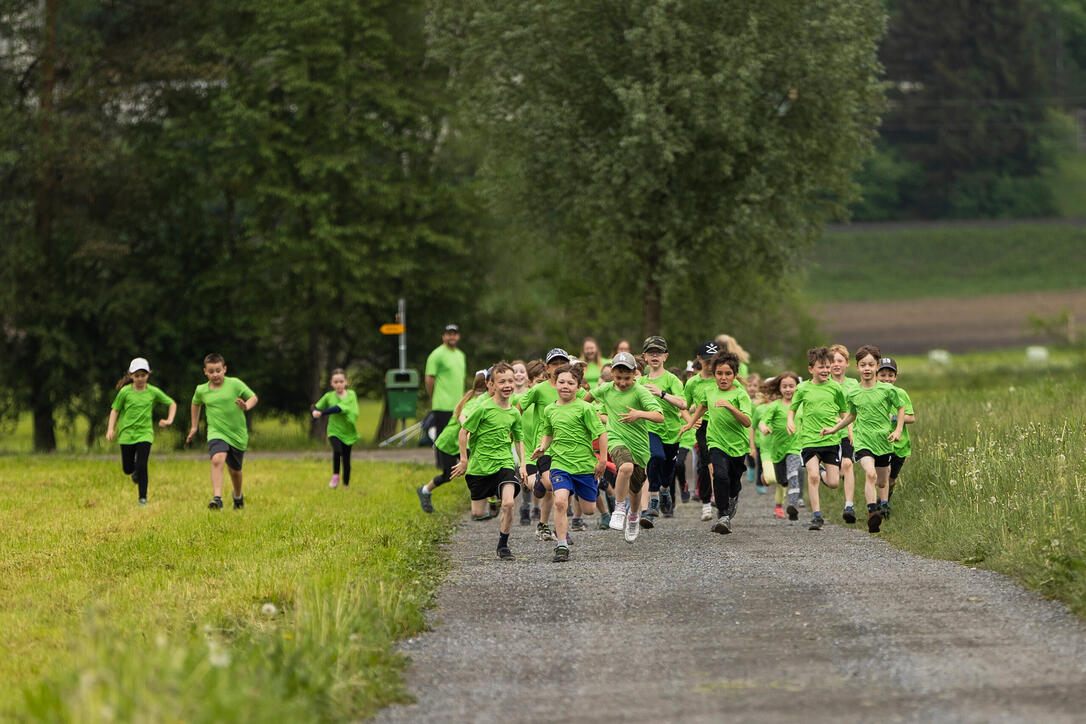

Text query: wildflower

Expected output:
[261,603,278,616]
[988,496,997,504]
[1052,539,1060,547]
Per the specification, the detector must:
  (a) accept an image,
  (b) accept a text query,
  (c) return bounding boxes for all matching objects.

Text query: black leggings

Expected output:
[673,447,690,492]
[695,424,712,504]
[121,442,151,500]
[330,437,352,486]
[709,448,745,511]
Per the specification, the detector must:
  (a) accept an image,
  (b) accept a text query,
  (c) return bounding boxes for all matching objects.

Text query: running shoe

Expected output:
[660,489,673,515]
[570,517,587,532]
[329,474,339,489]
[773,504,786,519]
[842,505,856,524]
[417,485,434,514]
[232,495,244,510]
[798,498,806,508]
[700,503,713,521]
[624,513,640,543]
[553,545,570,563]
[880,502,891,520]
[680,488,691,503]
[472,511,493,521]
[726,497,738,519]
[496,545,515,561]
[755,483,767,494]
[519,506,531,526]
[646,497,661,519]
[867,510,883,533]
[599,513,612,530]
[639,513,654,529]
[609,506,627,531]
[536,522,555,541]
[808,514,824,531]
[566,533,574,547]
[786,504,799,521]
[208,497,223,510]
[139,498,147,506]
[712,515,731,535]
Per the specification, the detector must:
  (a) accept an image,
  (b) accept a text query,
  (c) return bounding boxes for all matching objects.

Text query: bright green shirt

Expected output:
[111,384,174,445]
[463,397,523,476]
[761,399,800,462]
[790,379,847,450]
[639,370,684,444]
[435,394,485,456]
[583,359,609,388]
[192,377,255,451]
[588,381,662,467]
[315,389,360,446]
[891,385,914,458]
[684,375,716,421]
[425,345,467,412]
[693,383,752,458]
[752,402,769,453]
[847,382,904,457]
[830,377,861,444]
[517,381,559,450]
[538,399,605,475]
[511,391,535,453]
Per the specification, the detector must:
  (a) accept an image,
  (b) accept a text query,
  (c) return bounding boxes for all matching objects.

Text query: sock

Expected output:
[845,500,854,508]
[614,501,626,515]
[498,532,509,548]
[879,499,888,506]
[867,503,878,513]
[572,515,582,523]
[234,494,243,501]
[421,483,432,494]
[813,510,822,518]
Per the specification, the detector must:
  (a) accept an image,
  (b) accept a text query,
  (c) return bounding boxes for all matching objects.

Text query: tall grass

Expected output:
[1,457,463,721]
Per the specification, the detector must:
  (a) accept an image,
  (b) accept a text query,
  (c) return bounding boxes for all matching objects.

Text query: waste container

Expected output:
[384,369,419,420]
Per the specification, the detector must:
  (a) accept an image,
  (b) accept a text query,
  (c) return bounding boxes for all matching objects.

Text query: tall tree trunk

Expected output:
[642,273,662,338]
[307,332,329,441]
[32,394,56,452]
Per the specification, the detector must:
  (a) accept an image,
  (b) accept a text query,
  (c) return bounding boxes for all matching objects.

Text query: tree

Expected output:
[431,0,886,339]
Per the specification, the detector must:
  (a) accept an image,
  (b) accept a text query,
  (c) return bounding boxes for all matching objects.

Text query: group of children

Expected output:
[416,336,916,562]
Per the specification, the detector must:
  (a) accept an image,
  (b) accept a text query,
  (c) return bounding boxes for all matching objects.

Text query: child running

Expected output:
[517,348,571,542]
[829,344,861,522]
[584,352,663,543]
[786,347,847,530]
[876,357,915,513]
[684,341,721,521]
[532,365,608,562]
[311,368,359,488]
[821,345,906,532]
[759,372,803,520]
[186,353,258,510]
[639,336,688,522]
[682,352,752,534]
[105,357,177,505]
[451,362,527,560]
[418,370,489,514]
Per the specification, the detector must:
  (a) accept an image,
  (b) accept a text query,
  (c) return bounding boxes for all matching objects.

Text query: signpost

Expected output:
[378,298,422,447]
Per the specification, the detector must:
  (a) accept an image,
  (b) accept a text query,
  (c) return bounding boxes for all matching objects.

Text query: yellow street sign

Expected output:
[380,323,405,335]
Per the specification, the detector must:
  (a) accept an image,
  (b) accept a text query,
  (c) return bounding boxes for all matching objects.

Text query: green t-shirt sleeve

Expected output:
[737,391,752,419]
[463,403,486,436]
[635,383,663,413]
[539,407,554,438]
[111,387,127,411]
[315,391,334,410]
[510,410,523,444]
[152,386,174,406]
[192,385,203,405]
[583,403,604,438]
[424,350,439,377]
[234,379,255,400]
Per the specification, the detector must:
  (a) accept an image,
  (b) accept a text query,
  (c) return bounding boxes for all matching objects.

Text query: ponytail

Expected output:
[115,372,133,391]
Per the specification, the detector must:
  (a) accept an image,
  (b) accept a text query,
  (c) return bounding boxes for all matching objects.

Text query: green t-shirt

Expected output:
[684,374,716,429]
[679,424,697,448]
[111,384,174,445]
[891,385,914,458]
[425,344,467,412]
[693,383,752,458]
[751,401,769,453]
[538,399,605,475]
[517,381,559,450]
[830,377,861,444]
[511,391,535,452]
[315,389,360,446]
[588,381,662,467]
[847,382,905,457]
[463,397,523,476]
[583,359,609,387]
[434,394,485,456]
[192,377,255,451]
[790,379,847,450]
[639,370,685,444]
[761,399,800,462]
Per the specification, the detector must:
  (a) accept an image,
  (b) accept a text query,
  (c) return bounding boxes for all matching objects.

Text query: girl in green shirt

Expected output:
[106,357,177,505]
[311,369,360,489]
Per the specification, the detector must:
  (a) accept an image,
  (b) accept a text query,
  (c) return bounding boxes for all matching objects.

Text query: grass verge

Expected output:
[1,456,463,721]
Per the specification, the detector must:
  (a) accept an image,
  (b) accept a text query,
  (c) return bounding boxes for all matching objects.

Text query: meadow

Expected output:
[0,457,464,721]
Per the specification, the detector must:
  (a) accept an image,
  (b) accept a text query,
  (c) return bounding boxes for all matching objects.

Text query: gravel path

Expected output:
[376,487,1086,723]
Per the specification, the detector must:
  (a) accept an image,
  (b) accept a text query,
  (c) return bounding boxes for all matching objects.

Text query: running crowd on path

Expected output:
[104,327,915,563]
[414,330,916,562]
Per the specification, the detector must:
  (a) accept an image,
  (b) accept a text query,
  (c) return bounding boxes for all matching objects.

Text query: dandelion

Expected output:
[207,641,231,668]
[967,447,975,453]
[949,479,957,486]
[1052,539,1060,547]
[989,496,997,504]
[1008,386,1016,392]
[261,602,278,616]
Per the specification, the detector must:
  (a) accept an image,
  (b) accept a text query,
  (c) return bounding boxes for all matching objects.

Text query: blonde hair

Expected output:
[715,334,750,364]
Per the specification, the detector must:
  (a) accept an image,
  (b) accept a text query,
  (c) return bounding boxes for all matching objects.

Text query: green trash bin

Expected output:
[385,369,419,420]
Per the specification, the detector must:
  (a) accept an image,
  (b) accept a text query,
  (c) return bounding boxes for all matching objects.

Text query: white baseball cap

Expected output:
[128,357,150,374]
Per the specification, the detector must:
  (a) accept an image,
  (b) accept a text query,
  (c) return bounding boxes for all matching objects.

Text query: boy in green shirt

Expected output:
[186,353,258,510]
[533,365,608,562]
[685,341,721,522]
[517,347,571,542]
[639,336,688,521]
[876,357,916,514]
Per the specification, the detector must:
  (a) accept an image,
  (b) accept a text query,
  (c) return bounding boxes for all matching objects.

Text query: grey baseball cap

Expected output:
[545,347,571,364]
[610,351,637,370]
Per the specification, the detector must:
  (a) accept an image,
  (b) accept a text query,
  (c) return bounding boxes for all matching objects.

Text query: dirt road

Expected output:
[376,488,1086,723]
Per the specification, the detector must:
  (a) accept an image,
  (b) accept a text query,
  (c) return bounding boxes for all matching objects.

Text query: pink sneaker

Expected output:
[774,504,786,519]
[329,474,340,489]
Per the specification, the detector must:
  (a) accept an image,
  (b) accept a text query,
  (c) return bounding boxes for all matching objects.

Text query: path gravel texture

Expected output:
[376,486,1086,724]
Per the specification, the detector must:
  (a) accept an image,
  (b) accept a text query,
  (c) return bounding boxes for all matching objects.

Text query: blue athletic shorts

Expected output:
[549,469,598,503]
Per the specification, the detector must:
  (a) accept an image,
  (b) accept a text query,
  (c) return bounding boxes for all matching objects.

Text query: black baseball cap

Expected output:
[696,340,720,359]
[877,357,897,373]
[642,336,668,353]
[444,323,460,333]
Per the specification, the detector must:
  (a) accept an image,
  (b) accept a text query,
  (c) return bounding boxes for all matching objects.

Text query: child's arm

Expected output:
[713,399,750,427]
[643,382,688,410]
[593,431,609,478]
[619,406,663,424]
[515,439,528,481]
[888,405,907,442]
[313,404,342,419]
[681,404,707,433]
[186,403,201,443]
[451,428,470,478]
[106,409,120,442]
[532,434,553,460]
[159,402,177,428]
[822,411,856,437]
[786,407,797,435]
[235,393,258,411]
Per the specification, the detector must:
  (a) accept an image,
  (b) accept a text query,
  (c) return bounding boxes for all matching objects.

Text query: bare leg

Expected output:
[860,456,879,506]
[553,489,570,542]
[876,465,891,502]
[228,467,243,498]
[499,484,516,534]
[842,454,855,503]
[210,453,227,498]
[613,463,633,510]
[805,457,822,513]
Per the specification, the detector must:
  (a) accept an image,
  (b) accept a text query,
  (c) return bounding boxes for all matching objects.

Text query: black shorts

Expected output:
[435,448,459,471]
[465,468,521,501]
[208,439,244,470]
[889,453,908,479]
[855,449,891,467]
[802,445,840,467]
[839,437,855,461]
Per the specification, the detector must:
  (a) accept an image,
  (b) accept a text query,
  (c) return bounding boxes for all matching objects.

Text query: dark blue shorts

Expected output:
[549,469,598,503]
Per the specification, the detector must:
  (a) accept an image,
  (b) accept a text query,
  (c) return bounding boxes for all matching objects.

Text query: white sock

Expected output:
[845,500,854,508]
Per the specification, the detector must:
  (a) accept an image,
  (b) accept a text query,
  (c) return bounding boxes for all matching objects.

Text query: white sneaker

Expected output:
[609,505,627,531]
[700,503,713,521]
[624,513,640,543]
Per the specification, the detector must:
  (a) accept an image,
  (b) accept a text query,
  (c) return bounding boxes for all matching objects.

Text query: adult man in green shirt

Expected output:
[424,323,467,448]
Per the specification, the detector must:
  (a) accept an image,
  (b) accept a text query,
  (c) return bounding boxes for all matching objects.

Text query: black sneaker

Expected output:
[843,506,856,524]
[867,510,883,533]
[639,514,655,529]
[233,496,244,510]
[417,485,434,514]
[660,489,674,516]
[880,502,891,520]
[786,504,799,521]
[519,507,531,526]
[208,497,223,510]
[553,545,570,563]
[496,545,515,561]
[570,518,587,532]
[808,514,824,531]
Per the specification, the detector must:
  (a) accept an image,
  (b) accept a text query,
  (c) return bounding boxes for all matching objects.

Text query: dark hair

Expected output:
[807,347,832,366]
[611,339,631,357]
[526,359,546,380]
[855,344,881,364]
[762,371,801,399]
[710,351,740,374]
[634,354,647,373]
[203,352,225,367]
[553,364,578,384]
[491,361,514,377]
[329,367,347,380]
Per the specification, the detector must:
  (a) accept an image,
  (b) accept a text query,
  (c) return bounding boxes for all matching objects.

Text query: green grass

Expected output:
[0,400,419,454]
[819,347,1086,616]
[806,223,1086,301]
[1,457,464,721]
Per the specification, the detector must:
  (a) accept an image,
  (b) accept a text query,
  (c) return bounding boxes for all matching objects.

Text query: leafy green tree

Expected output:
[431,0,886,339]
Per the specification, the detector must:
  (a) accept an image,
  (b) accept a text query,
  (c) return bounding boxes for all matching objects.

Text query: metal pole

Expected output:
[397,297,407,371]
